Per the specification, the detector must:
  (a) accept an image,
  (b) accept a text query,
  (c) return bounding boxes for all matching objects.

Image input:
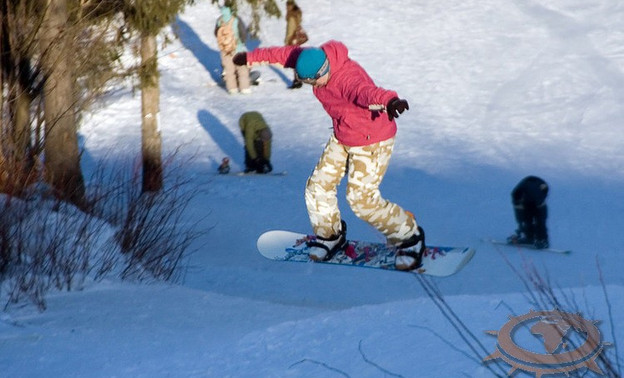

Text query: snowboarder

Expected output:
[507,176,549,249]
[215,6,251,94]
[239,111,273,174]
[232,41,425,270]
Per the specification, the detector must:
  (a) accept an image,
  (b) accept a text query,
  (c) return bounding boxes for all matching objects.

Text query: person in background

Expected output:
[507,176,549,249]
[215,5,251,94]
[284,0,307,89]
[232,41,425,270]
[239,111,273,174]
[218,157,231,174]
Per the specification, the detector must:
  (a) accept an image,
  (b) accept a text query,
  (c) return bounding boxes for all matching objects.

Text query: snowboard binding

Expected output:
[307,221,348,261]
[395,226,426,271]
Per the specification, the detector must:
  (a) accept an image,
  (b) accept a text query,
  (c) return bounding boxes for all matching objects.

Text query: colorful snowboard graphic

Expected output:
[257,230,475,277]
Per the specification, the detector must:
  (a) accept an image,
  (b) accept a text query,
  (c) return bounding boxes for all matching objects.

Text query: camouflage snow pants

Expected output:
[305,135,418,245]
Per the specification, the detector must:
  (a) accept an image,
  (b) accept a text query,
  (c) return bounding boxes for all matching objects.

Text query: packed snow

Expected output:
[2,0,624,376]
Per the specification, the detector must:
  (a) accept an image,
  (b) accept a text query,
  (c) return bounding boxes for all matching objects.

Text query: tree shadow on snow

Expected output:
[245,36,293,87]
[268,65,293,87]
[197,109,243,168]
[246,36,261,51]
[176,17,295,88]
[175,18,222,84]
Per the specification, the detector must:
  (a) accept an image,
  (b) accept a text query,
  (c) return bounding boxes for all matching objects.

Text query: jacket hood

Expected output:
[220,7,232,22]
[320,40,349,75]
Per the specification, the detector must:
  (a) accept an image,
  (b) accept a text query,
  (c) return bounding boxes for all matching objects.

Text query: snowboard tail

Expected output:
[250,70,261,85]
[257,230,475,277]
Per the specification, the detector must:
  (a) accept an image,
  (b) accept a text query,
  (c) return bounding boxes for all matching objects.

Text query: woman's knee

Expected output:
[346,187,378,216]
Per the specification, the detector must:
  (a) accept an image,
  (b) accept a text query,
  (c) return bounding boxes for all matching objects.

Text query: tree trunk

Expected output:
[0,3,34,195]
[140,33,163,193]
[2,80,34,195]
[0,2,7,189]
[40,0,86,207]
[11,79,32,159]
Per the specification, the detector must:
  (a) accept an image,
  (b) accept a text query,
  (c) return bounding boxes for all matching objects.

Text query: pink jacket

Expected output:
[247,40,399,147]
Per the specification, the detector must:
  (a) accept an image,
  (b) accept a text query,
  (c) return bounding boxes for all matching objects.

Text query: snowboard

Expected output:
[218,70,261,87]
[215,171,287,176]
[249,70,261,86]
[234,170,286,176]
[257,230,475,277]
[486,239,571,254]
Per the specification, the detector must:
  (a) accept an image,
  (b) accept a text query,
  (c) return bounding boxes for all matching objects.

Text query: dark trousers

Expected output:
[244,140,268,172]
[514,203,548,241]
[512,176,548,242]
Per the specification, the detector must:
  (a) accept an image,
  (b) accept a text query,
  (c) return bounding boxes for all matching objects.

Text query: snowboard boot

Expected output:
[506,232,518,244]
[507,231,534,245]
[395,226,426,271]
[534,238,549,249]
[307,221,348,261]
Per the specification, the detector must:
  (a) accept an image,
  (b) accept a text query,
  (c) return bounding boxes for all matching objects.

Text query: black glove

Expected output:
[233,52,247,66]
[386,97,409,121]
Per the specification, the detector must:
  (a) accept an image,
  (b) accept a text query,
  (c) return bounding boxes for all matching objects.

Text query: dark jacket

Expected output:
[512,176,548,206]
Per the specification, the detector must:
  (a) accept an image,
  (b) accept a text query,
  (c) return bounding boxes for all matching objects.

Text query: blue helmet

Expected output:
[295,48,329,79]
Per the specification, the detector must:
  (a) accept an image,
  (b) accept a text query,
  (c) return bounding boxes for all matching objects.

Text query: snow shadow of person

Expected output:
[198,109,243,170]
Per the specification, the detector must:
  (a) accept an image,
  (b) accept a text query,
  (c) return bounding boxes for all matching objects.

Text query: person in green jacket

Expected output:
[239,111,273,173]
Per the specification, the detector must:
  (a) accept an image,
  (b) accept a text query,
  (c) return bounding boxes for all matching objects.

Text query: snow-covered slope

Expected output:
[2,0,623,376]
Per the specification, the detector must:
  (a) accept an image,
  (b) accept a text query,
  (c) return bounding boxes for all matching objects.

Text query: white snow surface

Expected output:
[2,0,624,377]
